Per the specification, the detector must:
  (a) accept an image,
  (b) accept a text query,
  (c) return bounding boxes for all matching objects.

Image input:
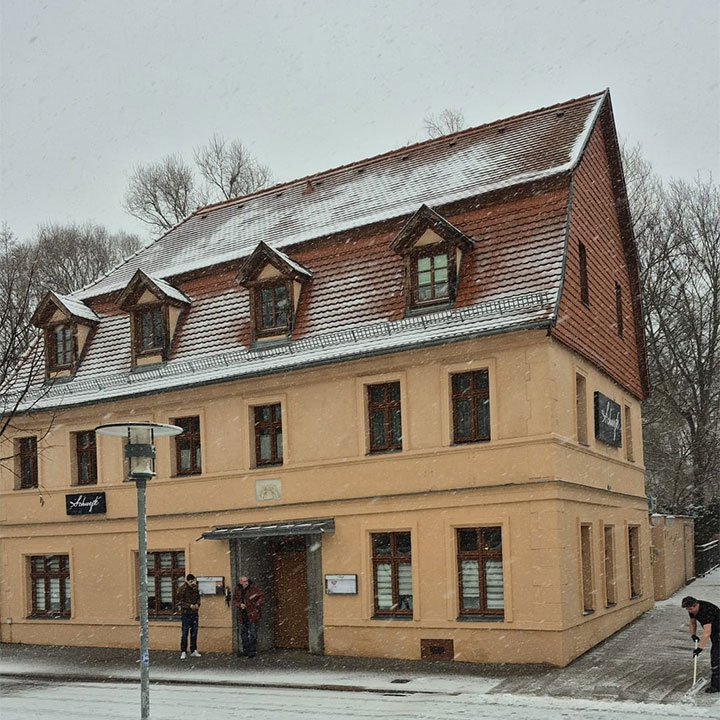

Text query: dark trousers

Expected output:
[180,612,199,653]
[711,633,719,689]
[240,621,258,656]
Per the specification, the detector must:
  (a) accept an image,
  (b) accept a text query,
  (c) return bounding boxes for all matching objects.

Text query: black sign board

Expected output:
[65,491,107,515]
[594,392,622,447]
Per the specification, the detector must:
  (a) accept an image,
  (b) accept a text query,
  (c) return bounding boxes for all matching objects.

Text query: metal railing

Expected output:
[695,539,720,577]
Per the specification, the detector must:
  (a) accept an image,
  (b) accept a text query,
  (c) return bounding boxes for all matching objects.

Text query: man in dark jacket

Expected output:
[232,576,266,658]
[682,595,719,693]
[177,574,201,659]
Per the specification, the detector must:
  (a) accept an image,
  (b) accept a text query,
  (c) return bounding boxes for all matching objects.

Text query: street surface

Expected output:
[0,678,716,720]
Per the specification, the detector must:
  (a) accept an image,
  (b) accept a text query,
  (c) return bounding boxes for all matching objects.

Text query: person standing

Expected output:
[232,575,266,658]
[682,595,719,693]
[177,573,201,659]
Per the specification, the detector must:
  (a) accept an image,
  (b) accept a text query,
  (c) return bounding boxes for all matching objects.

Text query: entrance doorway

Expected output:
[272,537,308,648]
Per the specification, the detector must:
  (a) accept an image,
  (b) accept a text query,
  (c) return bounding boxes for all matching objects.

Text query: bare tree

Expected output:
[424,108,467,138]
[194,134,272,201]
[125,138,273,233]
[124,154,198,233]
[624,146,720,539]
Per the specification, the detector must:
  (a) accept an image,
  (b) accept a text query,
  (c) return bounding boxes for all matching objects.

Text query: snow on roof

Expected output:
[76,92,606,300]
[54,293,100,322]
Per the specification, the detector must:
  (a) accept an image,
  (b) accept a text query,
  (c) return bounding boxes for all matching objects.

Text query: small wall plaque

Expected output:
[256,478,282,501]
[325,574,358,594]
[594,391,622,447]
[65,491,106,515]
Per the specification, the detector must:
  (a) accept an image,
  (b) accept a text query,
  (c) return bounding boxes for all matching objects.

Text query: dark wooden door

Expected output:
[272,538,308,648]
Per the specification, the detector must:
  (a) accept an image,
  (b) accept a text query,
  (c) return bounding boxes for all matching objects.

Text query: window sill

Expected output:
[405,302,454,317]
[605,602,617,608]
[583,609,595,616]
[14,486,39,491]
[174,472,202,478]
[456,614,505,622]
[367,448,402,456]
[130,361,166,373]
[371,615,413,621]
[140,615,181,623]
[27,614,71,620]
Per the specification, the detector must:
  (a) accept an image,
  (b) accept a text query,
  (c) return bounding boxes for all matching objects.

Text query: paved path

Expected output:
[1,569,717,710]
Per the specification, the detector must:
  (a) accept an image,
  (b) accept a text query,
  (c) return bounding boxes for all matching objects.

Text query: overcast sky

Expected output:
[1,0,718,242]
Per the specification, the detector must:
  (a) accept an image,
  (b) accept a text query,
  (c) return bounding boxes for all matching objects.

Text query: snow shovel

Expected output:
[685,638,708,698]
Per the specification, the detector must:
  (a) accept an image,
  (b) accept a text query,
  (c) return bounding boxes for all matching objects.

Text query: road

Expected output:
[1,678,716,720]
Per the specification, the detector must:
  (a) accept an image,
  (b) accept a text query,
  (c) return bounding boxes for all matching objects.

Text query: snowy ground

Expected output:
[1,678,717,720]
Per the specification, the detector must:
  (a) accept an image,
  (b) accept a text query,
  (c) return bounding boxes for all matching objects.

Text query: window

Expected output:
[17,437,38,489]
[579,242,589,306]
[628,526,642,598]
[457,527,504,617]
[624,405,634,462]
[413,245,450,306]
[576,373,588,444]
[452,370,490,443]
[604,526,616,606]
[615,282,623,338]
[146,550,185,615]
[174,416,201,475]
[30,555,71,617]
[580,524,594,613]
[367,382,402,453]
[75,431,97,485]
[254,403,283,465]
[255,281,290,336]
[136,306,166,353]
[50,323,74,369]
[372,532,412,616]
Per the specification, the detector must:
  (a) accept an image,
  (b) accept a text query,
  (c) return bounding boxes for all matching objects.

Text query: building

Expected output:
[0,90,651,667]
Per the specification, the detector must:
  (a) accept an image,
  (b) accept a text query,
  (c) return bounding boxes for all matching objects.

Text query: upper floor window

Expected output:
[30,555,71,617]
[17,436,38,489]
[50,323,74,369]
[75,431,97,485]
[256,281,290,336]
[174,416,201,475]
[413,245,450,306]
[576,373,588,444]
[136,305,166,353]
[368,382,402,453]
[451,370,490,444]
[579,242,589,306]
[146,550,185,616]
[457,527,504,617]
[615,281,623,338]
[254,403,283,466]
[372,532,412,617]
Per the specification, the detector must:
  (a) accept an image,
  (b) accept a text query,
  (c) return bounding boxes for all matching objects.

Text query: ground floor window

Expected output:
[30,555,71,617]
[628,526,642,598]
[457,527,504,617]
[146,550,185,615]
[372,532,412,616]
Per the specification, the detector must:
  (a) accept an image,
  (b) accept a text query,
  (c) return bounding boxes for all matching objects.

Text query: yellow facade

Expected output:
[0,330,652,666]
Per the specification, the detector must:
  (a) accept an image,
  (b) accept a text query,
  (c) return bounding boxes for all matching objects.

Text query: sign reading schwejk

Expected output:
[65,492,107,515]
[594,392,622,447]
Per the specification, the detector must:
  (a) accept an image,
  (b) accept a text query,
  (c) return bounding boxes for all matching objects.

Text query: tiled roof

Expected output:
[76,91,605,300]
[5,92,610,413]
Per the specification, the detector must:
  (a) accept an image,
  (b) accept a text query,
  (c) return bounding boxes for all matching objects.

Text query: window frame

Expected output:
[628,525,642,598]
[133,304,168,358]
[253,279,292,339]
[615,281,623,338]
[451,369,491,444]
[47,322,75,371]
[173,416,202,476]
[253,403,283,466]
[456,527,504,618]
[371,531,413,618]
[75,430,97,486]
[146,550,185,617]
[579,242,589,306]
[29,554,71,617]
[410,243,453,309]
[17,436,38,489]
[580,523,595,614]
[367,382,402,453]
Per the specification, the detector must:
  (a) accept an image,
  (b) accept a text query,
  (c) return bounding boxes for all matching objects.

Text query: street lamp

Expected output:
[95,422,182,720]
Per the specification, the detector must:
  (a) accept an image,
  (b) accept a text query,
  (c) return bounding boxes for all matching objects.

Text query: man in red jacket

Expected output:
[232,576,266,658]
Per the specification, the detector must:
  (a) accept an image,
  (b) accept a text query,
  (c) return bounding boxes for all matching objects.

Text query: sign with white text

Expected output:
[594,392,622,447]
[65,491,107,515]
[325,574,358,594]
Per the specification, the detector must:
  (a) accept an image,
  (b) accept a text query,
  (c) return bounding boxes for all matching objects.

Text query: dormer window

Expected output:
[414,245,450,306]
[51,323,74,369]
[390,204,474,315]
[236,242,312,346]
[258,281,290,336]
[31,292,99,379]
[116,270,190,368]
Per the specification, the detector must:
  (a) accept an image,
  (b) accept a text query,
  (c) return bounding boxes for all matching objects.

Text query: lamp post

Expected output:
[95,422,182,720]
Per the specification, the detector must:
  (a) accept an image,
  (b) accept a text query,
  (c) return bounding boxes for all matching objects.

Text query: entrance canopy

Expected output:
[201,518,335,540]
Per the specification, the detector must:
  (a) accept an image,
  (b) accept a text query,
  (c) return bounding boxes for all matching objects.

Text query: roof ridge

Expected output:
[189,90,608,218]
